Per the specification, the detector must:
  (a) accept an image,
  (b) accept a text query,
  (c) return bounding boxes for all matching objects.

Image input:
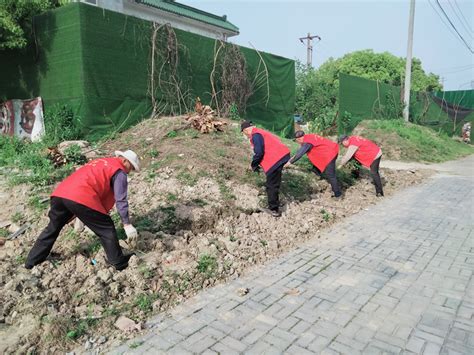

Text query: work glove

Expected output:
[124,224,138,249]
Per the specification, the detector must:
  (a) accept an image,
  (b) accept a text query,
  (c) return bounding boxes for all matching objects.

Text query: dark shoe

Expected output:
[25,263,33,270]
[113,253,135,271]
[332,194,343,199]
[376,192,384,197]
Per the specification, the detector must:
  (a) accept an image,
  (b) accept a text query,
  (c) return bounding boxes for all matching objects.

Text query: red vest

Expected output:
[348,136,381,168]
[303,134,339,172]
[250,127,290,173]
[52,157,126,214]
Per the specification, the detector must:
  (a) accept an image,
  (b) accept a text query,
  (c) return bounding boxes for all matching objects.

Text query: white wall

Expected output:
[74,0,235,40]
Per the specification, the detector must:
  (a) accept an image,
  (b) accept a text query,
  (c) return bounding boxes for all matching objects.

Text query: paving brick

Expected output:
[110,171,474,355]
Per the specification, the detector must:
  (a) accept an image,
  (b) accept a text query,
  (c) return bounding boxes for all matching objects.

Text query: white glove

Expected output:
[124,224,138,238]
[124,224,138,248]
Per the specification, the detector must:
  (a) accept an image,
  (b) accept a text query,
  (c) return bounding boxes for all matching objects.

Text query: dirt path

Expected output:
[381,154,474,176]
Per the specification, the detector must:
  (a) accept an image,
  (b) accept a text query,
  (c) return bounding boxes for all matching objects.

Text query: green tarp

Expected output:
[0,3,295,138]
[338,73,474,135]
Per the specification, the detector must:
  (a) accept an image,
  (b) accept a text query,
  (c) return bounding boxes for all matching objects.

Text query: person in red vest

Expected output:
[338,135,384,196]
[25,150,140,271]
[241,121,290,217]
[285,131,342,198]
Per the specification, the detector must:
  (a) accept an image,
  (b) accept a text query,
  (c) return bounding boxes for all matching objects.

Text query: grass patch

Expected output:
[176,171,199,187]
[358,119,473,162]
[134,293,155,313]
[197,254,217,278]
[0,104,82,187]
[0,228,8,238]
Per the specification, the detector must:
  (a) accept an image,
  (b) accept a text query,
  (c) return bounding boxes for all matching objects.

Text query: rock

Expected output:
[8,223,21,233]
[84,340,92,350]
[0,220,11,229]
[114,316,141,332]
[97,336,107,345]
[237,287,250,296]
[97,269,112,283]
[108,282,121,297]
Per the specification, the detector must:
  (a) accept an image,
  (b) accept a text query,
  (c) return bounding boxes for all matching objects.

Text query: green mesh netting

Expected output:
[338,73,474,135]
[0,3,295,138]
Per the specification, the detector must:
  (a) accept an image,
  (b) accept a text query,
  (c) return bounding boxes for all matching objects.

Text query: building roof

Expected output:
[135,0,239,34]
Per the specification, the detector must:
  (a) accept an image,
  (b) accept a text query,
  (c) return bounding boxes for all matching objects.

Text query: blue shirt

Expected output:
[111,170,130,224]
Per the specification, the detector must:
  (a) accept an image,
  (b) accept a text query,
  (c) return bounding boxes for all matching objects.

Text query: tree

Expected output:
[0,0,65,50]
[296,49,442,126]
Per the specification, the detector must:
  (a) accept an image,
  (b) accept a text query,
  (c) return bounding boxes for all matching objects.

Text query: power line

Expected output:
[447,0,473,39]
[428,0,468,49]
[436,65,474,75]
[433,63,474,71]
[435,0,474,53]
[453,0,473,33]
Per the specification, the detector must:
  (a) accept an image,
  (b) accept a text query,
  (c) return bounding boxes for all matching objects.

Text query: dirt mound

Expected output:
[0,116,432,354]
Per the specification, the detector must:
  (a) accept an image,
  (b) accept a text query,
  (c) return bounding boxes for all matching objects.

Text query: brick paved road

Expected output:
[110,160,473,355]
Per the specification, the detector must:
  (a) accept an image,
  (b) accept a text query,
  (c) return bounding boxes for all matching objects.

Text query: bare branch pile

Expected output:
[186,98,227,133]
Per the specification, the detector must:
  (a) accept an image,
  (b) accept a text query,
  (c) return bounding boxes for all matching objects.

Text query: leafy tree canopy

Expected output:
[296,49,442,125]
[0,0,66,50]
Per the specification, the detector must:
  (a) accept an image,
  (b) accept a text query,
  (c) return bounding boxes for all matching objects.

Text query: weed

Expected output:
[229,235,237,242]
[135,216,154,231]
[11,212,24,223]
[177,171,198,186]
[320,209,331,222]
[260,239,268,247]
[103,306,120,317]
[28,196,48,211]
[43,104,82,146]
[134,293,154,313]
[15,254,26,264]
[158,206,184,234]
[197,254,217,277]
[281,171,314,202]
[146,171,157,180]
[139,264,154,279]
[166,130,178,138]
[149,149,159,158]
[166,193,178,202]
[66,316,97,340]
[85,236,102,256]
[63,144,87,165]
[216,148,227,157]
[229,103,241,120]
[129,341,144,349]
[217,180,236,200]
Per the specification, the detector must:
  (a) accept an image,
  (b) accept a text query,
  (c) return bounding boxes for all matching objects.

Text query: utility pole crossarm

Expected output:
[299,33,321,67]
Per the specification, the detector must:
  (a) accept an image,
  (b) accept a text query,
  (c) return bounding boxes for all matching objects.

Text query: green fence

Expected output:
[338,73,474,135]
[0,3,295,138]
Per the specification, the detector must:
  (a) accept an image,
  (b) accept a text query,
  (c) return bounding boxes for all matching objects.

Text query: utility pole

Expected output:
[403,0,416,122]
[299,33,321,67]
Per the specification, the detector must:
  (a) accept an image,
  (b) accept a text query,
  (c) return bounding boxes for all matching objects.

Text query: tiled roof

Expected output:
[136,0,239,33]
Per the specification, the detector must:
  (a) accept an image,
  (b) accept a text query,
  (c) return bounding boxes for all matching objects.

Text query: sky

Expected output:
[181,0,474,91]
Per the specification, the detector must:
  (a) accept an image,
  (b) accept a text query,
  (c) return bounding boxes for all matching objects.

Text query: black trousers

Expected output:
[313,156,341,197]
[25,197,128,269]
[266,164,284,211]
[370,157,384,195]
